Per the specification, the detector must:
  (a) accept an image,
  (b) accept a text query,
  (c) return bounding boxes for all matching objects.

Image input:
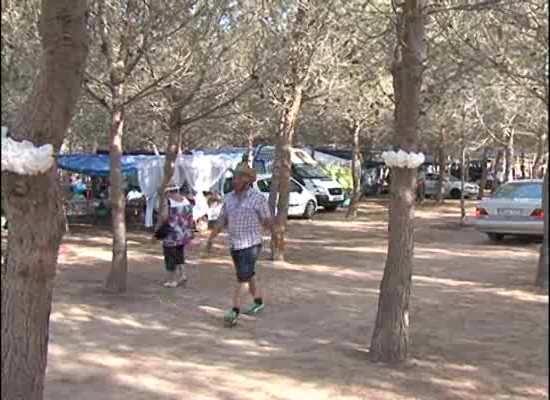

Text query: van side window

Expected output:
[223,177,233,194]
[290,181,302,193]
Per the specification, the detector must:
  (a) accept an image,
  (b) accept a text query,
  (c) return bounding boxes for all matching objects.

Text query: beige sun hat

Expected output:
[234,164,257,183]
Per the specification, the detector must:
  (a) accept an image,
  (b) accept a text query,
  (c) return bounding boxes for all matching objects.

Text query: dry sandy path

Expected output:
[43,200,548,400]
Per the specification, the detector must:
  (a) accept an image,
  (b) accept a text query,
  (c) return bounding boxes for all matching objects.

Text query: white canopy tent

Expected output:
[136,152,240,227]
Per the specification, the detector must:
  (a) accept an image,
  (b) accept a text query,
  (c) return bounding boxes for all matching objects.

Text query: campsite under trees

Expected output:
[1,1,548,399]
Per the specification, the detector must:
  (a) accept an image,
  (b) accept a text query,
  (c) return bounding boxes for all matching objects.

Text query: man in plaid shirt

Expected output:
[207,164,273,327]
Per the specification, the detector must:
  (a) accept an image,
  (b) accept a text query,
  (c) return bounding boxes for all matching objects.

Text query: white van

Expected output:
[256,175,317,219]
[253,146,344,211]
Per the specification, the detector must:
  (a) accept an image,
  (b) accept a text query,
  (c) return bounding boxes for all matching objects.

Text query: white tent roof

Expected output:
[136,153,239,227]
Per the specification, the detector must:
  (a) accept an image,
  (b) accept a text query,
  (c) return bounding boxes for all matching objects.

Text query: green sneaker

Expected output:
[243,302,265,316]
[224,309,239,327]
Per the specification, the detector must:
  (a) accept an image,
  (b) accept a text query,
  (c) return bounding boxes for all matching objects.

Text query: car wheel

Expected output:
[450,188,461,199]
[487,233,504,242]
[303,201,316,219]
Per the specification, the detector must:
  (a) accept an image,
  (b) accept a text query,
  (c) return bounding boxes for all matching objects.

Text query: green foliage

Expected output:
[0,0,546,158]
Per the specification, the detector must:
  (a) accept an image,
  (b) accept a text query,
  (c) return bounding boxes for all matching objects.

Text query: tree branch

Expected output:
[85,84,110,110]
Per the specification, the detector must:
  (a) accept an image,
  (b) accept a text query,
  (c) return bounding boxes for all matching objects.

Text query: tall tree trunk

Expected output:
[347,123,362,219]
[268,124,283,216]
[520,151,526,179]
[271,84,304,260]
[269,2,310,261]
[369,0,424,364]
[1,1,88,398]
[459,108,467,225]
[532,131,546,178]
[267,118,284,259]
[465,153,471,182]
[105,81,128,292]
[460,148,467,224]
[535,170,548,289]
[492,148,504,191]
[436,128,446,204]
[477,147,489,200]
[156,127,180,226]
[504,131,514,183]
[247,128,254,167]
[156,90,185,224]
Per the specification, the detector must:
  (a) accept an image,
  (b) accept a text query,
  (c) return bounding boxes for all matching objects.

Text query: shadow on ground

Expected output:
[44,201,548,400]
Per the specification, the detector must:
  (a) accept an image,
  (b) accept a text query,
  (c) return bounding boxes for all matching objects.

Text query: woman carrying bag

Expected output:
[154,185,194,288]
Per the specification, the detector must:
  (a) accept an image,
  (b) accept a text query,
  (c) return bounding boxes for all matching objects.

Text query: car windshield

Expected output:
[292,163,329,179]
[492,182,542,199]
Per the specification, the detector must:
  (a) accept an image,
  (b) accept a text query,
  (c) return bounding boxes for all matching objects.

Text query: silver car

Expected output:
[473,179,544,241]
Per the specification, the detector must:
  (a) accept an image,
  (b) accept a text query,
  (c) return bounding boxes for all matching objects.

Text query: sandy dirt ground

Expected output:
[39,199,547,400]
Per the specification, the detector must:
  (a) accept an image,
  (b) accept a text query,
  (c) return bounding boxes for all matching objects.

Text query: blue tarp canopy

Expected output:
[57,154,146,177]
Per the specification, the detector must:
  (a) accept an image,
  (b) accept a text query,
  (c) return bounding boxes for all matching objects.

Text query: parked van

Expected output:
[222,173,318,219]
[253,146,345,210]
[256,175,317,219]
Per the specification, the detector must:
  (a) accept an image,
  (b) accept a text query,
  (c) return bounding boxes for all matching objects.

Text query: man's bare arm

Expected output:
[261,217,273,230]
[206,211,226,253]
[256,198,274,231]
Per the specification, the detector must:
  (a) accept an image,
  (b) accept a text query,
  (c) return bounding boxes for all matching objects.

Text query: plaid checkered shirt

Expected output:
[220,189,272,250]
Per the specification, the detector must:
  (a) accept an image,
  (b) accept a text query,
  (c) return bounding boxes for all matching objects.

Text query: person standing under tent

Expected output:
[155,185,195,288]
[206,165,273,327]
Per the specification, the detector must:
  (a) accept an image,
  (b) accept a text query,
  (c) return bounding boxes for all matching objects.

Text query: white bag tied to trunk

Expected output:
[382,150,425,169]
[1,126,54,175]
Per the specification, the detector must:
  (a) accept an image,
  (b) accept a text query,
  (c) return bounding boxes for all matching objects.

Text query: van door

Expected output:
[289,180,304,216]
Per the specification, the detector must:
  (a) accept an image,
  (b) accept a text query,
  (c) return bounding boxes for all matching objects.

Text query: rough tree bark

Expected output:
[369,0,424,364]
[99,0,137,292]
[346,123,362,219]
[105,77,128,292]
[247,128,255,166]
[477,147,489,200]
[520,151,526,179]
[271,84,304,260]
[535,170,548,289]
[269,2,310,261]
[532,131,546,178]
[504,130,514,183]
[492,148,504,192]
[460,146,467,224]
[465,153,471,182]
[459,107,468,225]
[1,1,89,398]
[156,88,187,224]
[155,127,180,227]
[436,127,446,204]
